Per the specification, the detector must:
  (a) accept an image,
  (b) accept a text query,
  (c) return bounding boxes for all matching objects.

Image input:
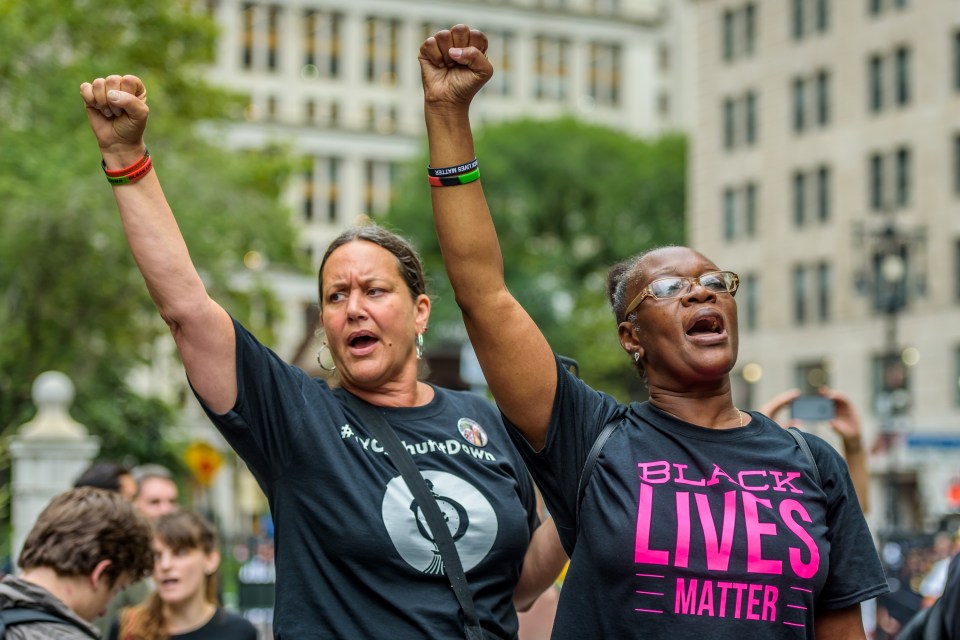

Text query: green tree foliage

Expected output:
[386,117,686,400]
[0,0,302,514]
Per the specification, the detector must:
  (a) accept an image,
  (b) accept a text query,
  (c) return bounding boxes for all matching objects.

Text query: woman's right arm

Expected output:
[80,75,236,413]
[419,26,557,449]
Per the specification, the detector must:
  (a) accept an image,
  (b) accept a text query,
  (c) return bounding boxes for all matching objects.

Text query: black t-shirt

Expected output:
[505,356,889,639]
[936,553,960,639]
[197,319,538,639]
[108,608,257,640]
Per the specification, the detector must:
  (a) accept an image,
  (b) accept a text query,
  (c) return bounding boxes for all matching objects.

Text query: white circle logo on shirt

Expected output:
[382,470,498,573]
[458,418,488,447]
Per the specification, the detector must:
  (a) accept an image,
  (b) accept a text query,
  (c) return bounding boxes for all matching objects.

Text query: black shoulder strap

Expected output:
[576,418,623,532]
[336,389,487,640]
[0,607,99,639]
[786,426,822,486]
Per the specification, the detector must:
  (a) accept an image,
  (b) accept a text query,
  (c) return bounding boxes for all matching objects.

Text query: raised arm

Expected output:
[758,387,870,513]
[79,75,236,412]
[419,26,558,449]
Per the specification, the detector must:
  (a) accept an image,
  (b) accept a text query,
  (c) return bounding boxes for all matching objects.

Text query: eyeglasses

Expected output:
[624,271,740,316]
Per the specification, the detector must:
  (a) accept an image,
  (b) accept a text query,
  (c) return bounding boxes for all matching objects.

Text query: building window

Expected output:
[241,3,255,70]
[954,239,960,302]
[534,36,570,101]
[304,10,341,78]
[955,134,960,194]
[869,55,884,112]
[895,147,911,207]
[363,160,393,218]
[485,30,516,96]
[592,0,620,14]
[793,171,807,226]
[723,188,736,240]
[745,4,757,54]
[745,91,758,144]
[873,0,911,11]
[658,92,671,118]
[304,99,338,128]
[745,182,757,236]
[722,10,735,61]
[870,47,911,112]
[793,0,828,40]
[302,167,313,222]
[324,158,340,223]
[954,31,960,91]
[792,78,806,132]
[722,92,759,150]
[304,157,340,224]
[817,262,831,321]
[816,70,830,125]
[365,17,399,86]
[793,264,808,324]
[954,346,960,406]
[722,182,759,240]
[870,153,885,210]
[895,46,911,106]
[792,0,805,39]
[817,165,831,221]
[658,43,671,71]
[723,99,735,149]
[723,4,758,62]
[796,360,830,394]
[588,42,621,107]
[744,273,758,331]
[794,70,831,133]
[266,5,280,71]
[815,0,829,31]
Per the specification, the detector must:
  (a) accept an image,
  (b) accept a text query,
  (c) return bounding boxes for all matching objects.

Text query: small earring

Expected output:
[633,352,640,363]
[416,333,424,360]
[317,344,336,372]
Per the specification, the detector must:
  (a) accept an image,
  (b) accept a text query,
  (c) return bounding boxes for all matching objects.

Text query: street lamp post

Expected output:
[854,217,926,533]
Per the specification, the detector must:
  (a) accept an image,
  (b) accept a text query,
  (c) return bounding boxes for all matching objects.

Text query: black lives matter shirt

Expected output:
[197,319,538,639]
[506,356,888,639]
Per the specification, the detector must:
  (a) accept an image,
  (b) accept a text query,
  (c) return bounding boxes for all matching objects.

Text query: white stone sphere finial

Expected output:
[19,370,87,439]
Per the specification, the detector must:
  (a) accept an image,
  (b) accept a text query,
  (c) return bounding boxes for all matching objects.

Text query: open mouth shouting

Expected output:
[685,310,727,344]
[347,331,380,356]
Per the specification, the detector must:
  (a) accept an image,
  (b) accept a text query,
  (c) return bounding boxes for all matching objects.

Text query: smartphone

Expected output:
[790,395,836,421]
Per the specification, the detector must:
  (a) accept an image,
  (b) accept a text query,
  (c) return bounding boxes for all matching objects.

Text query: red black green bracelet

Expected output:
[102,148,153,185]
[428,158,480,187]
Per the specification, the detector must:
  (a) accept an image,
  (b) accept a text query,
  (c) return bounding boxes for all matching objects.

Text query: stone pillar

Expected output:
[9,371,100,565]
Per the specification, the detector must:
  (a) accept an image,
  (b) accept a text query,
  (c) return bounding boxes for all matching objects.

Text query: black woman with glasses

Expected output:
[419,24,888,640]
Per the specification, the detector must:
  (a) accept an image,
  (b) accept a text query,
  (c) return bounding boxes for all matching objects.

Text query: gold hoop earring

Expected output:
[317,344,336,372]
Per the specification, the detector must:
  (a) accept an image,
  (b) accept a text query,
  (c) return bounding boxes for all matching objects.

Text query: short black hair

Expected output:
[73,460,132,493]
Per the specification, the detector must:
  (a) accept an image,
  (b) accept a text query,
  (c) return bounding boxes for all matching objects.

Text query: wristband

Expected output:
[428,158,478,177]
[102,147,150,177]
[427,158,480,187]
[105,156,154,185]
[428,167,480,187]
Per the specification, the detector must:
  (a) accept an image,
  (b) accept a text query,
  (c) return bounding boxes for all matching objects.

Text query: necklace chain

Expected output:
[736,408,744,428]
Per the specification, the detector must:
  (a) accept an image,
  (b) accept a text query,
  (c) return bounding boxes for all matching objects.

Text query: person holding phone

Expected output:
[419,24,888,639]
[758,387,870,514]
